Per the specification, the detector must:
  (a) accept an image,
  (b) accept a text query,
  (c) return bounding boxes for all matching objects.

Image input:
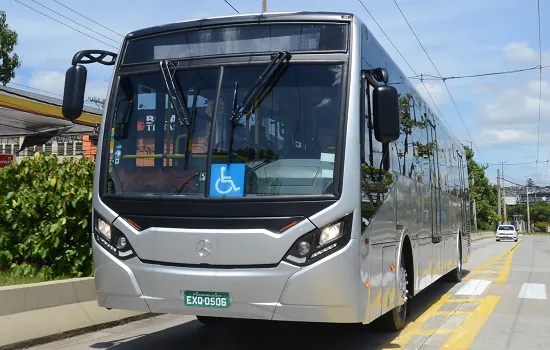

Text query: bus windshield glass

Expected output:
[106,63,343,197]
[123,23,347,64]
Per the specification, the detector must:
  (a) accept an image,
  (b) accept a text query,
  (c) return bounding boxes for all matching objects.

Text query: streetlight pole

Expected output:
[502,162,507,224]
[471,171,477,231]
[497,168,501,225]
[526,177,531,233]
[262,0,267,12]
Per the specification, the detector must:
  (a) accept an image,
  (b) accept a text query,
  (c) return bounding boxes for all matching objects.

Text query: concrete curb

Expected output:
[0,277,149,348]
[0,277,95,316]
[471,231,495,242]
[0,303,153,349]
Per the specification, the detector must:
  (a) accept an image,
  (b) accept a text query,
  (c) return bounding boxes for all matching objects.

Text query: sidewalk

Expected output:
[471,231,495,241]
[0,278,152,349]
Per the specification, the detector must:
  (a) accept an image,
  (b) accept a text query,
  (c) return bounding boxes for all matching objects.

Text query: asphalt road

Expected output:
[30,235,548,350]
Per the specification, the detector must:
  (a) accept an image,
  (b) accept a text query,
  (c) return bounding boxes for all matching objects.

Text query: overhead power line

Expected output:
[358,0,416,75]
[501,177,526,187]
[536,0,543,164]
[392,0,485,163]
[356,0,459,145]
[487,160,543,166]
[30,0,120,45]
[410,65,550,81]
[13,0,119,50]
[224,0,240,13]
[52,0,124,38]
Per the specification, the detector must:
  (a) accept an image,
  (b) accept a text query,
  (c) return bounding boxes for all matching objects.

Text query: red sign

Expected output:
[0,155,14,168]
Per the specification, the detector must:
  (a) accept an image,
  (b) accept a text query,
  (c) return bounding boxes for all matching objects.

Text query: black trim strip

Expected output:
[139,259,278,269]
[122,215,306,231]
[103,197,336,218]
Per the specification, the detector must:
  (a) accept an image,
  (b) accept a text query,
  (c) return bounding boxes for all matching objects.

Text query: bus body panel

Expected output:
[93,240,151,312]
[112,214,317,266]
[94,233,364,322]
[87,12,470,325]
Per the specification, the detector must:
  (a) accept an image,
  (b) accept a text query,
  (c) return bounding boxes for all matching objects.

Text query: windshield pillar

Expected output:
[205,66,225,198]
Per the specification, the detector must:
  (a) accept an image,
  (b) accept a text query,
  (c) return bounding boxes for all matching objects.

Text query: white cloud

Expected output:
[475,129,538,147]
[27,69,109,100]
[502,42,537,62]
[476,79,550,129]
[414,81,448,107]
[27,70,65,95]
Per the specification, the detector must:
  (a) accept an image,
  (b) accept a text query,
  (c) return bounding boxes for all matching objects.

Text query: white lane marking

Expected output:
[455,279,492,296]
[518,283,547,300]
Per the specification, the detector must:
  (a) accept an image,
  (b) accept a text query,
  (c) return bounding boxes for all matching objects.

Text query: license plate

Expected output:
[184,290,230,308]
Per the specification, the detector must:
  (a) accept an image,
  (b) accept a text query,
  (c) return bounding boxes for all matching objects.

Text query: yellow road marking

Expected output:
[465,241,522,284]
[445,298,484,303]
[381,294,452,349]
[415,329,454,336]
[440,295,501,349]
[434,311,474,316]
[496,241,522,284]
[378,241,519,349]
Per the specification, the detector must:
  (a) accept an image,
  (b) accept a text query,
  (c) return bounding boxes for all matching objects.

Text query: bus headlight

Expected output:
[283,213,353,267]
[319,222,343,246]
[94,212,136,260]
[97,217,112,240]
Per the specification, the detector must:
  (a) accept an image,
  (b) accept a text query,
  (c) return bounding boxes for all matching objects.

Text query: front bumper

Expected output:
[93,238,362,323]
[496,235,517,240]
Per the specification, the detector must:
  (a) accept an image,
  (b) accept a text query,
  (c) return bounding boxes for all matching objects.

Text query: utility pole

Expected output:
[502,162,507,224]
[526,177,531,233]
[497,168,501,225]
[262,0,267,12]
[472,172,477,231]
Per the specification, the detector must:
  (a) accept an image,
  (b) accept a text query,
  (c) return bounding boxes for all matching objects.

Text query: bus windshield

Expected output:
[106,63,343,197]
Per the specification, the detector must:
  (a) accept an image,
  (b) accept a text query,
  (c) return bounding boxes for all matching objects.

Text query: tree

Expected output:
[465,146,499,230]
[87,96,105,109]
[527,178,535,188]
[0,11,21,86]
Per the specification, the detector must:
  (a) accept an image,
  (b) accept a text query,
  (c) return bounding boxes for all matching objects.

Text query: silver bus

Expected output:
[62,12,470,331]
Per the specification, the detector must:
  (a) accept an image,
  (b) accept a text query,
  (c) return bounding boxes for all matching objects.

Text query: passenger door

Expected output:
[427,117,442,279]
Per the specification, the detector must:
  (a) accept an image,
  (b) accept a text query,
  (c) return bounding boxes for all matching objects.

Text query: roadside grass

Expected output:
[0,272,68,287]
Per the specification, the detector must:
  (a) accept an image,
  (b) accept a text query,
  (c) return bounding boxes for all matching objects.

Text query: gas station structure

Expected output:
[0,85,102,167]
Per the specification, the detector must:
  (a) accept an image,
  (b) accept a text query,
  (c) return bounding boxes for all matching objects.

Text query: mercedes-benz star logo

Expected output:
[196,239,212,257]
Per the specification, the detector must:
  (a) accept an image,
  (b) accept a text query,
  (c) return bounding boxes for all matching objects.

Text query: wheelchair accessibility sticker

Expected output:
[209,164,245,197]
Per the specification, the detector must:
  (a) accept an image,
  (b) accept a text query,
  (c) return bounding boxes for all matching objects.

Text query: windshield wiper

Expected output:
[227,51,291,159]
[159,60,190,128]
[160,60,200,170]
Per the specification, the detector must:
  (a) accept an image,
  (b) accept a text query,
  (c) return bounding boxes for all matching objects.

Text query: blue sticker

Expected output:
[209,164,245,197]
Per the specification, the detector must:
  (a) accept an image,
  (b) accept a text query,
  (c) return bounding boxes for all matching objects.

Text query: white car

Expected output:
[496,225,518,242]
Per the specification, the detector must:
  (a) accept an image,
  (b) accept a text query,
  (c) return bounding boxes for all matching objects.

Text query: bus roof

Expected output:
[127,11,354,39]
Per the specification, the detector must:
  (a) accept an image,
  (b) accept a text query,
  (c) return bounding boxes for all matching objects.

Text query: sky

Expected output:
[3,0,550,185]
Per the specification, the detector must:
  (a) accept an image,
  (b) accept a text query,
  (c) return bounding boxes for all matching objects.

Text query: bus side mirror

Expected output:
[373,85,399,143]
[62,65,88,121]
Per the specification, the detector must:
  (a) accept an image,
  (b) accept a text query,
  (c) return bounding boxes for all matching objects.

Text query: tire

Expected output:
[446,239,463,283]
[196,316,231,326]
[379,248,409,332]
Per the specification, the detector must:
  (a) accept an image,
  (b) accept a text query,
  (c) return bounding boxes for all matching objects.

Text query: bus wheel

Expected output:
[196,316,231,326]
[444,238,463,283]
[379,250,409,331]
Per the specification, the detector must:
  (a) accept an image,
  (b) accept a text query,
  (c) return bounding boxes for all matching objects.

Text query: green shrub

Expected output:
[534,221,550,233]
[0,152,94,278]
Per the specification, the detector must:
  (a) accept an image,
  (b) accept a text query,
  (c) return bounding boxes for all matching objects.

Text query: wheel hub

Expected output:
[397,266,408,313]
